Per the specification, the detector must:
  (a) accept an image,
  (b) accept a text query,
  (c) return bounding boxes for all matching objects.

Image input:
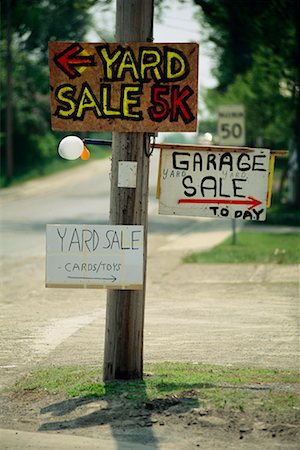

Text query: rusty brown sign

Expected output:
[48,42,199,132]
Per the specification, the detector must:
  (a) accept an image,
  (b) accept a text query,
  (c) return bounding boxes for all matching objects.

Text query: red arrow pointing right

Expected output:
[178,196,262,211]
[54,43,96,78]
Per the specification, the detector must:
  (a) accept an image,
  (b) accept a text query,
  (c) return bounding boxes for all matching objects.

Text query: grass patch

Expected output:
[183,231,300,264]
[14,362,300,415]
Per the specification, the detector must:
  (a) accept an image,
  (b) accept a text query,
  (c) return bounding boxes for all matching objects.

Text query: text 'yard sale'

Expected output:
[48,42,199,132]
[46,225,144,290]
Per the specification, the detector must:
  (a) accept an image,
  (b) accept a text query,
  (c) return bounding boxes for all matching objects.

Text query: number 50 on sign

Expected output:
[218,104,245,146]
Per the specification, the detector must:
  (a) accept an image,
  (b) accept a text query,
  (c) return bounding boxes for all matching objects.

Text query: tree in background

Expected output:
[0,0,108,183]
[193,0,299,206]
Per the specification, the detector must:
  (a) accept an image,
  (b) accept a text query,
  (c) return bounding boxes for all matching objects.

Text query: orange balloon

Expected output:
[80,146,90,160]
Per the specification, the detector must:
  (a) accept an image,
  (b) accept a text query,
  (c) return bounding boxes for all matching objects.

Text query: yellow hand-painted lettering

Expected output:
[56,86,76,117]
[166,50,186,79]
[117,49,139,80]
[76,85,101,119]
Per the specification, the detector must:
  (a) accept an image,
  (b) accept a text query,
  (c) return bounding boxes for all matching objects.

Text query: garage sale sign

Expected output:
[48,42,199,132]
[158,145,271,221]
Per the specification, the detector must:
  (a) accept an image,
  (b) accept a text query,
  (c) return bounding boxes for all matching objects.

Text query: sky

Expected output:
[153,0,216,89]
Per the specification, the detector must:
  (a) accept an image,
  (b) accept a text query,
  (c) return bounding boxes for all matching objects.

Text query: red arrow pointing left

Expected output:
[54,43,96,78]
[178,196,262,211]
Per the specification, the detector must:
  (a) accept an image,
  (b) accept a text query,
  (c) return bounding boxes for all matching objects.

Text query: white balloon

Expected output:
[58,136,84,160]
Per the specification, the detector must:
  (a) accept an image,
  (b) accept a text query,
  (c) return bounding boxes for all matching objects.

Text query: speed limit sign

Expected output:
[218,104,245,146]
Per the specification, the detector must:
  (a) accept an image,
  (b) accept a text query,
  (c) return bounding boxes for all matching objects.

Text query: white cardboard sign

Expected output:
[158,147,270,221]
[46,224,144,289]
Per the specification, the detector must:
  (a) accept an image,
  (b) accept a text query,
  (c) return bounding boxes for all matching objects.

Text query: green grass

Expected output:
[14,362,300,414]
[183,231,300,264]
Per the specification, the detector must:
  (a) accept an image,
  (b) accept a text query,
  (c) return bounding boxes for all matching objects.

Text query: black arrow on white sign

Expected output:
[67,275,117,282]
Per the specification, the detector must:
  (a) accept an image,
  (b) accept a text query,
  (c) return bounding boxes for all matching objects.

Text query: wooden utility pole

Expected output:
[103,0,154,381]
[5,0,13,182]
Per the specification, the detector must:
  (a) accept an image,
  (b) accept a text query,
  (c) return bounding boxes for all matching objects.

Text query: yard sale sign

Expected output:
[48,42,199,132]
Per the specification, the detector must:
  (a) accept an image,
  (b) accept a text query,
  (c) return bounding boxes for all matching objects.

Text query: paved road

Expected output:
[0,152,299,392]
[0,150,231,259]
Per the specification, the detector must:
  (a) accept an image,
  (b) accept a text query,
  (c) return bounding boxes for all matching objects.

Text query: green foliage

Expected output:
[205,45,296,148]
[197,117,216,135]
[194,0,299,204]
[195,3,297,169]
[0,0,110,183]
[183,231,300,264]
[264,201,300,226]
[194,0,297,90]
[0,0,98,55]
